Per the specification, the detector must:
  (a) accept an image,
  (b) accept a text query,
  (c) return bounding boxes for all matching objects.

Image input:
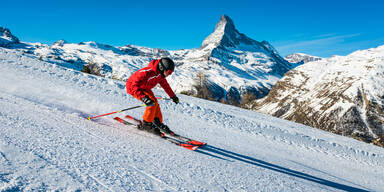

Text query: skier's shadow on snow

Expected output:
[196,145,370,192]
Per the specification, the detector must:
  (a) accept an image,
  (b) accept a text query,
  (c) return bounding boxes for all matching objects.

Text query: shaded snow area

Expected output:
[0,48,383,191]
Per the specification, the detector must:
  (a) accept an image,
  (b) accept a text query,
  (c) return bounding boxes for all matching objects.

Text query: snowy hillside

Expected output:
[1,47,384,191]
[0,15,293,104]
[253,45,384,146]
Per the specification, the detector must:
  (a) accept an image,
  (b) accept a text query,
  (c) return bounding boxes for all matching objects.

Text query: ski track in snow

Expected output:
[0,92,179,191]
[0,48,383,191]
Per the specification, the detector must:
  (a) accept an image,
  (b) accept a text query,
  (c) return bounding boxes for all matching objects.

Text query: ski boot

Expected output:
[154,118,173,134]
[139,120,161,136]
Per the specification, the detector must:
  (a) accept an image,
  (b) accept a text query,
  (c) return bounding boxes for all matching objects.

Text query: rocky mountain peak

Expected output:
[0,27,20,47]
[201,15,259,50]
[217,14,237,36]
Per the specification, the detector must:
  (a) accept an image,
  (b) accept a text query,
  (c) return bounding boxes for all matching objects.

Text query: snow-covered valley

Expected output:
[1,47,383,191]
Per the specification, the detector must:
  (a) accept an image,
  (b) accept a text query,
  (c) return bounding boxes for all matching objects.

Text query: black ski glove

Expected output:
[171,96,179,104]
[141,96,155,106]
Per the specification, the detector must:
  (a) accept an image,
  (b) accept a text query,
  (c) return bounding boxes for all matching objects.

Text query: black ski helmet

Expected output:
[158,57,175,75]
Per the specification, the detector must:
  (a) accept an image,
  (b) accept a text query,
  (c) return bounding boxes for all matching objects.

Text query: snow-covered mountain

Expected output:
[252,45,384,146]
[0,15,293,103]
[180,15,292,100]
[284,53,323,64]
[1,46,383,191]
[0,27,20,47]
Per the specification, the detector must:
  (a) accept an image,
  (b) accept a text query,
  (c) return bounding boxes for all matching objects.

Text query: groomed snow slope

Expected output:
[0,48,383,191]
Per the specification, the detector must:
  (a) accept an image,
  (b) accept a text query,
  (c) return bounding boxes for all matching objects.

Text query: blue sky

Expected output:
[1,0,383,57]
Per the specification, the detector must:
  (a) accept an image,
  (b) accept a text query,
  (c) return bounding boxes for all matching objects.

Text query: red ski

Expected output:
[125,115,207,147]
[114,117,199,151]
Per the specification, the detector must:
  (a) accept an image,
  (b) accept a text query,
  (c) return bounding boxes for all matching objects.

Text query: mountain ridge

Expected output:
[284,53,323,64]
[0,15,293,104]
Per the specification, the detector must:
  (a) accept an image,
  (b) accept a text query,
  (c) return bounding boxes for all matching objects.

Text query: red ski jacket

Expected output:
[126,59,176,99]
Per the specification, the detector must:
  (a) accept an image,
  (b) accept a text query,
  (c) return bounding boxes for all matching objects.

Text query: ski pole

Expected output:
[156,96,171,100]
[88,96,171,120]
[88,104,146,120]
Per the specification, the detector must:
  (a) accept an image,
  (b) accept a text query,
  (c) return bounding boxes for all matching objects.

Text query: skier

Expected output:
[126,57,179,135]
